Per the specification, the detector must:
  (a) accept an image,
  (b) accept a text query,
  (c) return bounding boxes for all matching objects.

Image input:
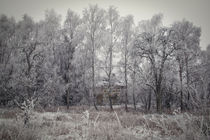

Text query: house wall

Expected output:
[96,85,125,105]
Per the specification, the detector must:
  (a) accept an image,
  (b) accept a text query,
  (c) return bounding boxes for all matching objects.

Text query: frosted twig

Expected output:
[114,111,122,128]
[94,113,100,129]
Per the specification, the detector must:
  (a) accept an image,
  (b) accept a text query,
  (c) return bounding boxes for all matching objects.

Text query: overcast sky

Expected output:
[0,0,209,50]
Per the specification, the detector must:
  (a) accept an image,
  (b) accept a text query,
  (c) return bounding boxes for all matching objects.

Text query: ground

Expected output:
[0,106,209,140]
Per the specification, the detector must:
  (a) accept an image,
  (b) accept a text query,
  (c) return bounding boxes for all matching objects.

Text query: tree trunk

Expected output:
[156,87,162,113]
[132,61,137,110]
[108,80,113,111]
[124,66,128,112]
[66,89,69,109]
[132,79,137,111]
[124,43,128,112]
[93,94,98,111]
[179,60,184,112]
[108,94,113,111]
[156,95,161,113]
[91,33,98,111]
[133,92,136,110]
[185,53,190,110]
[125,87,128,112]
[148,89,152,111]
[92,62,98,111]
[108,43,113,111]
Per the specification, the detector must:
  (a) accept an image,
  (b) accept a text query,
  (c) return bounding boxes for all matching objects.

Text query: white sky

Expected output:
[0,0,209,50]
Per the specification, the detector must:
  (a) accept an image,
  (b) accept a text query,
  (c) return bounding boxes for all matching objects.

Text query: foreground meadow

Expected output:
[0,106,209,140]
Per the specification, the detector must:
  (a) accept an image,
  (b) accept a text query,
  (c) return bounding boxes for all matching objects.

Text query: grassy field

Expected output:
[0,106,209,140]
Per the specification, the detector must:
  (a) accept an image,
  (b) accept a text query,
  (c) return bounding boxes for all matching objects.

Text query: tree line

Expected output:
[0,4,210,113]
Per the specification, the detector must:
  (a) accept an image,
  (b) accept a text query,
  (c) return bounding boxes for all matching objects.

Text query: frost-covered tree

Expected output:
[135,14,178,112]
[172,20,201,110]
[120,15,134,111]
[0,15,16,105]
[37,9,62,107]
[61,9,83,109]
[8,15,45,124]
[83,5,106,110]
[99,6,120,110]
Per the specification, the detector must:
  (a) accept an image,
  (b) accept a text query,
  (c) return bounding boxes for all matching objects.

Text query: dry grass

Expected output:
[0,108,20,119]
[0,106,209,140]
[0,121,43,140]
